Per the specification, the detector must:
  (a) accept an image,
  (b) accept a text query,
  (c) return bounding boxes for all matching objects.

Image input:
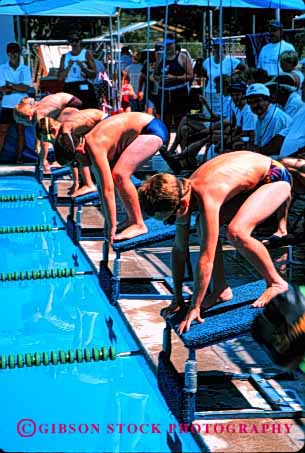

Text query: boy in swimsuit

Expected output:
[14,93,82,172]
[48,107,109,196]
[138,151,291,333]
[54,112,168,243]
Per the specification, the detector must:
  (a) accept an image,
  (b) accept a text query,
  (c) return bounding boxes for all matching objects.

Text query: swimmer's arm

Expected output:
[172,223,190,301]
[192,199,220,310]
[86,139,116,243]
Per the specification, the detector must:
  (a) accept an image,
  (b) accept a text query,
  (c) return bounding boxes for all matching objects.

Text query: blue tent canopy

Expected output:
[0,0,116,16]
[0,0,303,14]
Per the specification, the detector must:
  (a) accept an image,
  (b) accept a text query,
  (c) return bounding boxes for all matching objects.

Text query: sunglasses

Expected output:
[69,38,80,44]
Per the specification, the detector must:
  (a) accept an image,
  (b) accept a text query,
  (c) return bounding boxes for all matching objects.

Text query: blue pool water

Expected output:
[0,176,201,453]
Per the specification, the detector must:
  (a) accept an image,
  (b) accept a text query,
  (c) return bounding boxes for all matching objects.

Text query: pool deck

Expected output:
[41,172,305,453]
[2,162,304,452]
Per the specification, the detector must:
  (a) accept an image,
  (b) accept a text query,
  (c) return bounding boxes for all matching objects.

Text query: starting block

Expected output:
[49,166,72,209]
[99,217,195,305]
[67,190,102,243]
[160,280,305,423]
[66,176,144,244]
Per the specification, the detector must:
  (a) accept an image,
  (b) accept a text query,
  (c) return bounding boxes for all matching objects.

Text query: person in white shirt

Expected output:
[246,83,291,155]
[257,20,295,78]
[59,32,97,109]
[0,42,32,162]
[266,73,304,119]
[202,38,246,114]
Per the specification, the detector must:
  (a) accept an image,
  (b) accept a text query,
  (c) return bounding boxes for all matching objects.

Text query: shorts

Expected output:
[0,108,14,124]
[263,160,292,185]
[141,118,168,145]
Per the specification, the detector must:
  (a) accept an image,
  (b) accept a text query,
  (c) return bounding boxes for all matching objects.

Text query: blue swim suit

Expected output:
[141,118,168,145]
[263,160,292,185]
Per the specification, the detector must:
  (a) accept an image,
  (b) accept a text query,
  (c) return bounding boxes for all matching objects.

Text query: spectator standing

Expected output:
[138,50,158,115]
[0,42,32,162]
[59,32,97,108]
[119,46,132,71]
[154,35,193,131]
[126,51,142,111]
[202,38,246,115]
[257,20,295,78]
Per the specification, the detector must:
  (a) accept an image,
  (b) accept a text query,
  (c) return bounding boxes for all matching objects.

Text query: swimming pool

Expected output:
[0,175,202,453]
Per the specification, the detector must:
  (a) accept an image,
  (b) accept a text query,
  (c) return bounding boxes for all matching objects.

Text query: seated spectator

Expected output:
[280,51,304,95]
[257,20,295,78]
[246,83,291,155]
[266,73,304,119]
[225,81,257,150]
[168,75,233,157]
[246,68,269,85]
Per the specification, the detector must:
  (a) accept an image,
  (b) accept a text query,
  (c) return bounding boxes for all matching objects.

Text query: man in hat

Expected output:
[258,20,295,78]
[246,83,291,155]
[0,42,32,162]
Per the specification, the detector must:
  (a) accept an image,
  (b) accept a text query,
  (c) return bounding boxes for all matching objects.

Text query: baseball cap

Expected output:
[266,73,297,92]
[269,20,283,30]
[246,83,270,98]
[6,42,21,53]
[230,81,248,93]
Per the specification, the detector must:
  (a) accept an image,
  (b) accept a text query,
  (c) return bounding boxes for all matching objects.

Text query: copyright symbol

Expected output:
[17,418,36,438]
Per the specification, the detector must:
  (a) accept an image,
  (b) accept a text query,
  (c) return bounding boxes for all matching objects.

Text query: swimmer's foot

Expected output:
[251,282,288,308]
[114,224,148,241]
[201,286,233,311]
[71,185,97,197]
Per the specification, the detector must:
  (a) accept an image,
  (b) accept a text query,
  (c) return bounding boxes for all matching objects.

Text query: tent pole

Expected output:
[160,1,169,123]
[202,10,206,59]
[117,12,121,110]
[109,15,115,109]
[275,8,280,22]
[252,14,256,34]
[209,9,213,42]
[145,7,151,112]
[219,0,224,154]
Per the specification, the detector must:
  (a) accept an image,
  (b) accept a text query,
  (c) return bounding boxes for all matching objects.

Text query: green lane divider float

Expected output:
[0,267,76,282]
[0,194,35,202]
[0,224,52,234]
[0,346,117,369]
